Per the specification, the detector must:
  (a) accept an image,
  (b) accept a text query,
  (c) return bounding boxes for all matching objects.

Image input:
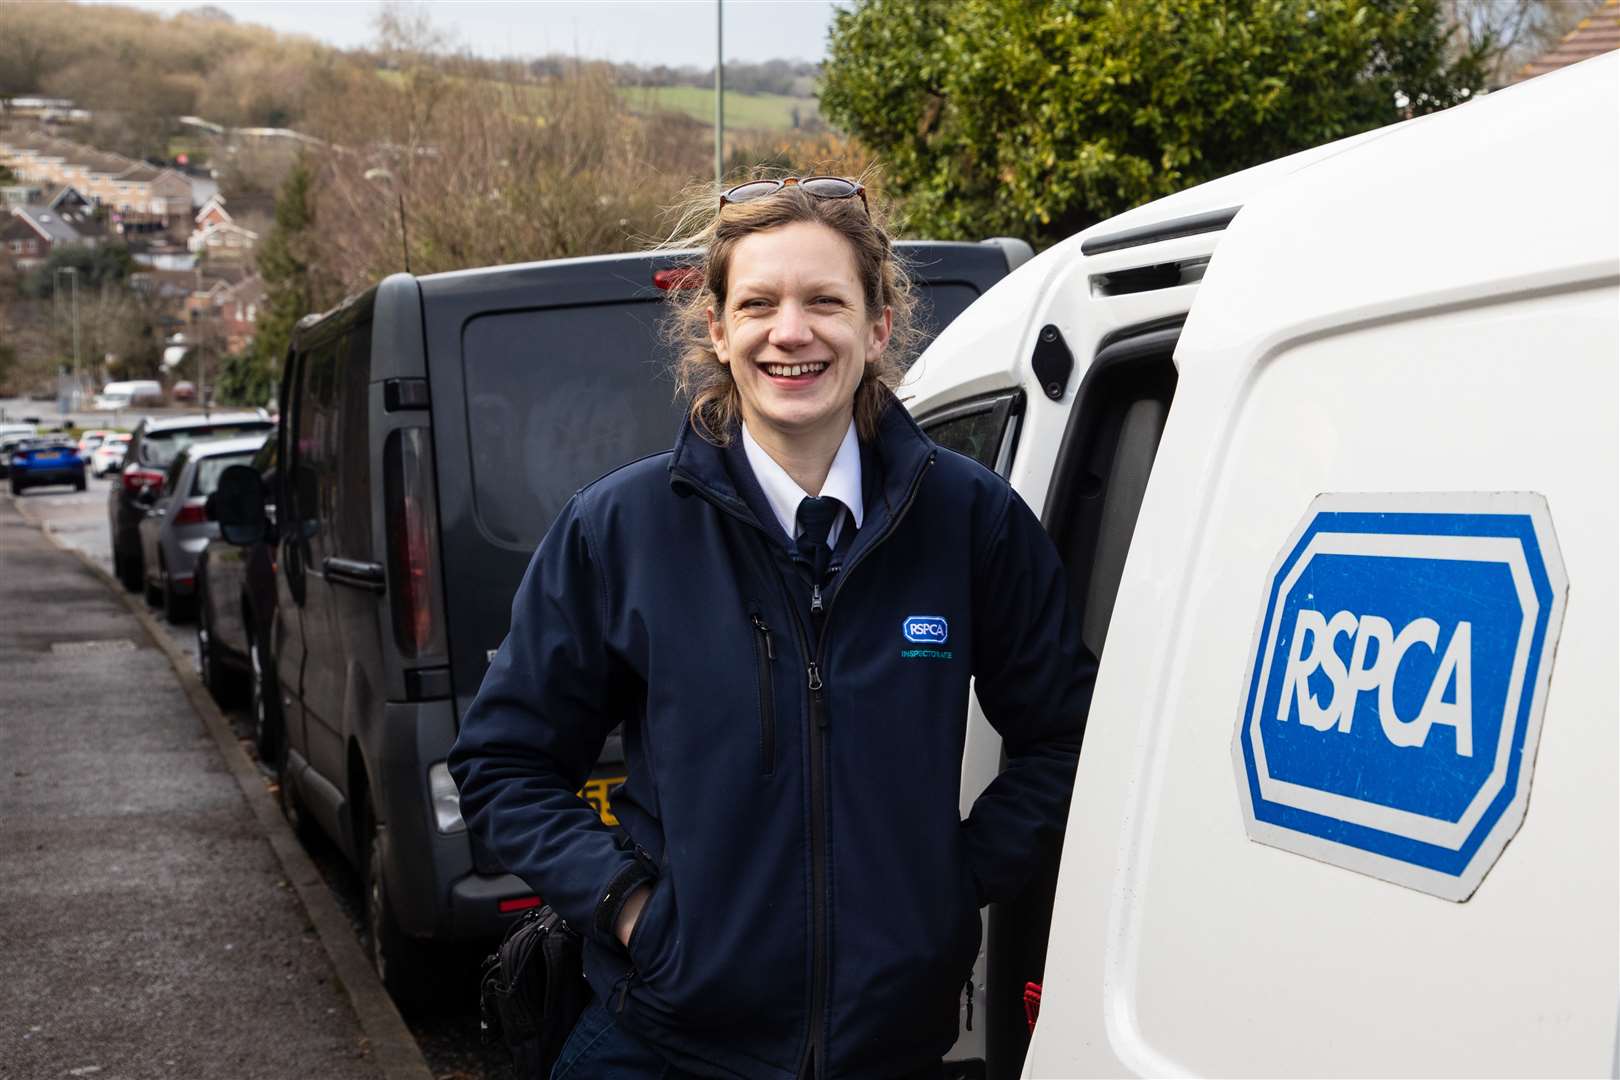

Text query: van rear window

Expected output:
[462,301,686,549]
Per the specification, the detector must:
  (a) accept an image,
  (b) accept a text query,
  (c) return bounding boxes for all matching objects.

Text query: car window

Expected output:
[139,422,272,466]
[192,452,258,495]
[461,300,685,549]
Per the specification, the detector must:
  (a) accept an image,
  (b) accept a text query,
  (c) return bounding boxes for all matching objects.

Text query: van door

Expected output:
[288,322,381,850]
[1027,55,1618,1077]
[910,226,1218,1076]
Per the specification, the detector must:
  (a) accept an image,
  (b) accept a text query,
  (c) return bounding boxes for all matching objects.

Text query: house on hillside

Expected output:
[188,219,259,259]
[194,194,232,231]
[0,131,193,235]
[220,274,264,354]
[3,204,90,268]
[1513,0,1619,82]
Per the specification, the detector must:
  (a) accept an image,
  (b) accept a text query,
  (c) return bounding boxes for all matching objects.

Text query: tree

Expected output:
[820,0,1496,247]
[218,156,330,408]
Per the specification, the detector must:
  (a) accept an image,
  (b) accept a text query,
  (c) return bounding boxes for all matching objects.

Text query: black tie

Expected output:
[796,495,841,582]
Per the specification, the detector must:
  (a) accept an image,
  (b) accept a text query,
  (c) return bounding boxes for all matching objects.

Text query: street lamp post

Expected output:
[53,266,81,412]
[715,0,725,187]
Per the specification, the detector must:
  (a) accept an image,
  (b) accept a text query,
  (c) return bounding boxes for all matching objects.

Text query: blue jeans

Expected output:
[550,999,706,1080]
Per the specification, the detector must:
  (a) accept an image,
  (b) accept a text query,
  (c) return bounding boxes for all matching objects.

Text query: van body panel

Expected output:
[1013,52,1618,1079]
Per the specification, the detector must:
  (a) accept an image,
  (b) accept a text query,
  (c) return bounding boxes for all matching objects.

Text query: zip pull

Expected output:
[751,613,775,659]
[806,662,823,693]
[810,583,823,614]
[963,976,975,1031]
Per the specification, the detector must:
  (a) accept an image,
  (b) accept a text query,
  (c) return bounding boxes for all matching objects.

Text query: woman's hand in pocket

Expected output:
[614,883,651,948]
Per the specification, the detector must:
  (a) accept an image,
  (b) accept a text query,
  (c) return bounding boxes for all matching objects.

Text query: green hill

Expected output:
[618,85,818,131]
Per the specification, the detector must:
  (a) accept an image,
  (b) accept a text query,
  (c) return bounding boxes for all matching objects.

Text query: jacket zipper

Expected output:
[672,453,937,1080]
[750,609,777,775]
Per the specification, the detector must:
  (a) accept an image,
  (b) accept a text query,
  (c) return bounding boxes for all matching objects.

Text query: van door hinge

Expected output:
[1031,324,1073,401]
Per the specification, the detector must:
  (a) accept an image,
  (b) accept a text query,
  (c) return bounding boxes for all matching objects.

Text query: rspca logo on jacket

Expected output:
[1232,493,1567,901]
[901,616,949,645]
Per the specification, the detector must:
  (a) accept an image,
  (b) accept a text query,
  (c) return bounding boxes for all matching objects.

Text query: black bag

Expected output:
[479,904,590,1080]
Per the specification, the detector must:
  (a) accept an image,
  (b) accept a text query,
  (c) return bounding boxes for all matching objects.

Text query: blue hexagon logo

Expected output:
[1232,493,1567,900]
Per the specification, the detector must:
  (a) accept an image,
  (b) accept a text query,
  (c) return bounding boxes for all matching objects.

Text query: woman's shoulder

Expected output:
[574,450,676,510]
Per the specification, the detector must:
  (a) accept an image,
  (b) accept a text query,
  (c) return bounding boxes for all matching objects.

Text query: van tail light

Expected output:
[1023,981,1042,1033]
[173,500,207,526]
[384,428,446,659]
[123,466,164,496]
[652,267,702,290]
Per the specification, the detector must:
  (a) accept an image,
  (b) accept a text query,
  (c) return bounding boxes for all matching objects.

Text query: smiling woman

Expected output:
[448,167,1095,1080]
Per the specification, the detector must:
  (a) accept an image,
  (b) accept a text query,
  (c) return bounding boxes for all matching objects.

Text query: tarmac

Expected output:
[0,494,431,1080]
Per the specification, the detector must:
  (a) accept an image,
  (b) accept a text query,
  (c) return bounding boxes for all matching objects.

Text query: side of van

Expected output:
[216,241,1030,1006]
[94,379,163,410]
[905,54,1616,1077]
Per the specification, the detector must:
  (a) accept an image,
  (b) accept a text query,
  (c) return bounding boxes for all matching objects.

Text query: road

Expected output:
[7,480,508,1080]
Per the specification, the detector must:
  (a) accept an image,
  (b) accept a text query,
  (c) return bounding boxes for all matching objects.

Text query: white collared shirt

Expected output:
[740,419,864,550]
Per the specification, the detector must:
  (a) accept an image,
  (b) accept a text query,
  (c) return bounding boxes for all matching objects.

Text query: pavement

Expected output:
[0,492,431,1080]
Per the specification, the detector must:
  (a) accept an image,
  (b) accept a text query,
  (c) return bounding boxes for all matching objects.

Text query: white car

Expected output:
[91,433,131,477]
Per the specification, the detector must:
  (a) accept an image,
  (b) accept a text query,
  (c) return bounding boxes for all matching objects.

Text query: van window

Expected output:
[920,391,1022,475]
[461,301,684,549]
[292,326,371,560]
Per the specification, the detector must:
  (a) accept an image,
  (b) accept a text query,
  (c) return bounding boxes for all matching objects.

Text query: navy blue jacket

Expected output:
[449,399,1093,1078]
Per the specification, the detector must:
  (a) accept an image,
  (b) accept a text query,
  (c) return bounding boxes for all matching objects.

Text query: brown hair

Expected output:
[660,169,920,445]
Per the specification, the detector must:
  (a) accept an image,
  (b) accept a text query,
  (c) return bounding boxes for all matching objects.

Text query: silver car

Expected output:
[137,433,268,622]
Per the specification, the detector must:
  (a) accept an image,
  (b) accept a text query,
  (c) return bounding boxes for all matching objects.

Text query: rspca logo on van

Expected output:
[901,616,949,645]
[1232,493,1566,901]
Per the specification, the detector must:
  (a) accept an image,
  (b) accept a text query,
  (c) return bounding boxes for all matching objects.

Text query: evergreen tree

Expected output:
[821,0,1494,248]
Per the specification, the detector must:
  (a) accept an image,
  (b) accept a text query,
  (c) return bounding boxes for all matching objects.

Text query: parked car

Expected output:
[76,429,117,462]
[196,431,280,753]
[91,433,131,477]
[213,238,1030,1007]
[8,436,87,495]
[171,381,197,403]
[0,428,38,479]
[901,52,1616,1078]
[137,433,268,622]
[93,379,164,411]
[109,411,274,594]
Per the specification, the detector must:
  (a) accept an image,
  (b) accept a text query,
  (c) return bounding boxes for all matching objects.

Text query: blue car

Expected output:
[9,436,87,495]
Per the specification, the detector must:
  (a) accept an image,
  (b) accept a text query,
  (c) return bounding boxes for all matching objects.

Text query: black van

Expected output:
[215,241,1029,1005]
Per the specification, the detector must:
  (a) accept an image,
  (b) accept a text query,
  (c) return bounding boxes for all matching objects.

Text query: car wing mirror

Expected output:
[215,464,268,546]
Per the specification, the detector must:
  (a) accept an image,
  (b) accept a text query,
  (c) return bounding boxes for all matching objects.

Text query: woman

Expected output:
[449,174,1095,1079]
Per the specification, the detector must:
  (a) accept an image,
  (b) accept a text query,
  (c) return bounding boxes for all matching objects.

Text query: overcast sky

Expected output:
[106,1,844,67]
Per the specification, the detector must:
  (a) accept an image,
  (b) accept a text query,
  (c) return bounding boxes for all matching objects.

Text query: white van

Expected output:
[912,53,1617,1078]
[94,380,163,411]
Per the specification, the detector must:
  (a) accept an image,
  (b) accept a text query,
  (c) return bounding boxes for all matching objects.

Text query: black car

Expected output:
[108,411,273,593]
[213,240,1030,1008]
[195,432,280,752]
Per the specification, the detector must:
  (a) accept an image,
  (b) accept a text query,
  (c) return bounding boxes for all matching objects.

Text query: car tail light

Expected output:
[173,500,207,526]
[384,428,446,659]
[122,466,164,496]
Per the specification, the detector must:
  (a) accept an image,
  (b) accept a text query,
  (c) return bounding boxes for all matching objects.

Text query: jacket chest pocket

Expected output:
[749,605,778,776]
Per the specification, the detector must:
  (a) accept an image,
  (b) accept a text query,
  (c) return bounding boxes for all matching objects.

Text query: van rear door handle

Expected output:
[322,557,386,593]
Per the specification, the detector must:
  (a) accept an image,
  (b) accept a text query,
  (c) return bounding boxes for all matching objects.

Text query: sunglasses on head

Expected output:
[719,176,868,215]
